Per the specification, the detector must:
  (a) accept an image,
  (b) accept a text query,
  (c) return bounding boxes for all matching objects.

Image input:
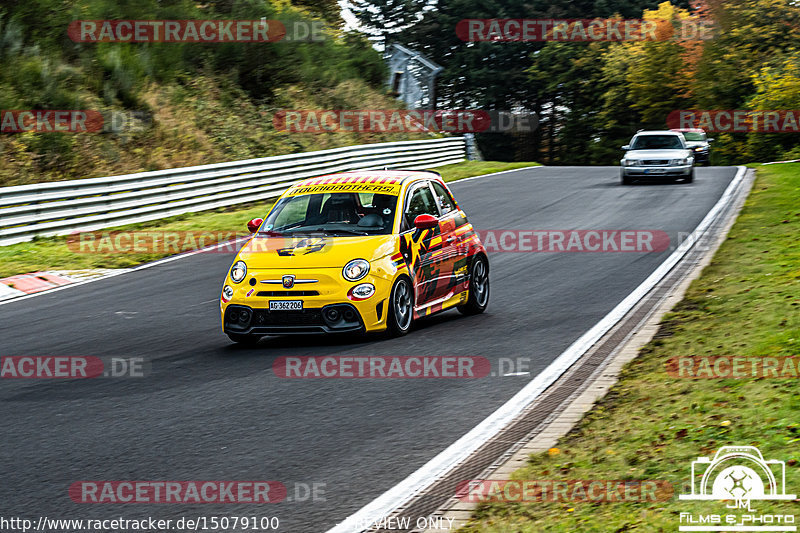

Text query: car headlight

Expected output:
[624,159,639,167]
[348,283,376,301]
[222,285,234,302]
[230,260,247,283]
[671,158,691,165]
[343,259,370,282]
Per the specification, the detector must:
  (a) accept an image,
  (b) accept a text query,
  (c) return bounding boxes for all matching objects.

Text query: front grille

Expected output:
[643,159,669,166]
[256,290,319,297]
[252,308,324,326]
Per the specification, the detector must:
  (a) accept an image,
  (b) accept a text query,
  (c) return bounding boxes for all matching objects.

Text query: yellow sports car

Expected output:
[220,170,489,344]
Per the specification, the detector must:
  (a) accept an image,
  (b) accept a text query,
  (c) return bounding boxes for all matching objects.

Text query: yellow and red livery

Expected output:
[220,170,489,344]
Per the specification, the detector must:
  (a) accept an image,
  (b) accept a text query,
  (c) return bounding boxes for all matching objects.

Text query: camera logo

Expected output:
[680,446,795,506]
[679,446,796,532]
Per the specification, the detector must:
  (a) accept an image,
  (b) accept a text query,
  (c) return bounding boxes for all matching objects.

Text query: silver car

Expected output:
[672,128,713,166]
[620,130,695,185]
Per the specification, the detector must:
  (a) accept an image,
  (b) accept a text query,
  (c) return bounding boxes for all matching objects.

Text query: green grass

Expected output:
[435,160,540,183]
[0,160,539,278]
[0,205,269,278]
[458,164,800,531]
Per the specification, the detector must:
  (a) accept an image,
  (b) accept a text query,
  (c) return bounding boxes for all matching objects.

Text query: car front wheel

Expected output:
[458,255,490,315]
[387,276,414,336]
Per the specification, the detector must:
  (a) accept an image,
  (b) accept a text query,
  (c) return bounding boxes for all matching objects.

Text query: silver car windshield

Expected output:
[631,135,684,150]
[682,132,706,141]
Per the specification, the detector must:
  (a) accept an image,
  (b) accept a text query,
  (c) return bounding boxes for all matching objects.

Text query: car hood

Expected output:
[625,149,692,159]
[236,234,397,269]
[685,141,709,149]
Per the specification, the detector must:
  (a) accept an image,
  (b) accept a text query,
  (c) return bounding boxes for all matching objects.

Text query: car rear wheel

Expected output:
[387,276,414,336]
[226,333,263,346]
[458,255,490,315]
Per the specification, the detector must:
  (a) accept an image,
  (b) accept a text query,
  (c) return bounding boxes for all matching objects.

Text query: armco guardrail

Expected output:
[0,137,465,246]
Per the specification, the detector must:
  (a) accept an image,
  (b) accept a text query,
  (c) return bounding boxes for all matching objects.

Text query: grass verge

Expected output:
[0,160,539,278]
[435,161,540,183]
[460,163,800,532]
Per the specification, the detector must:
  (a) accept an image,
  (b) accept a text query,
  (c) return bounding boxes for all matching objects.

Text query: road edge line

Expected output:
[326,165,748,533]
[420,166,756,531]
[443,164,543,186]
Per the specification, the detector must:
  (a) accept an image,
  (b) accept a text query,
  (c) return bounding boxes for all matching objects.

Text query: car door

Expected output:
[399,181,449,309]
[429,180,462,294]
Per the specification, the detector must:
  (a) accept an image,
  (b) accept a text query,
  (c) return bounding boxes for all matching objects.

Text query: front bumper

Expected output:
[224,303,369,335]
[621,164,693,177]
[220,265,394,335]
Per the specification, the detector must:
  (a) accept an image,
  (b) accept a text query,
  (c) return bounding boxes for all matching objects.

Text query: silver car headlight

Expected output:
[230,260,247,283]
[624,159,639,167]
[671,158,691,165]
[343,259,370,282]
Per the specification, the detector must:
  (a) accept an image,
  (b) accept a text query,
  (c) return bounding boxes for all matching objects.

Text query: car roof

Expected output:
[670,128,705,133]
[634,130,683,136]
[290,170,441,189]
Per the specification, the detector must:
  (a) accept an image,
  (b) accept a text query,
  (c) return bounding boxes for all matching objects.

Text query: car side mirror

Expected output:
[621,145,631,151]
[247,218,263,233]
[707,138,715,143]
[413,214,438,230]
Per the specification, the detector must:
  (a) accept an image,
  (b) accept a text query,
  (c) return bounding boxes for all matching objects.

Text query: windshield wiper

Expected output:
[281,227,371,236]
[313,228,370,236]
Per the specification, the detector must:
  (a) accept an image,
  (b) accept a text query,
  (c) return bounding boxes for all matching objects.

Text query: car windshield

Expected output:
[631,135,684,150]
[681,131,706,141]
[260,192,398,236]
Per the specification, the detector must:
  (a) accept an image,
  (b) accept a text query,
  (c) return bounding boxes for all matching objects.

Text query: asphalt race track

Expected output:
[0,166,739,532]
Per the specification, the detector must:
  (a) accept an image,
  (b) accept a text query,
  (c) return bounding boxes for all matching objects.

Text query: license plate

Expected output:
[644,168,667,174]
[269,300,303,311]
